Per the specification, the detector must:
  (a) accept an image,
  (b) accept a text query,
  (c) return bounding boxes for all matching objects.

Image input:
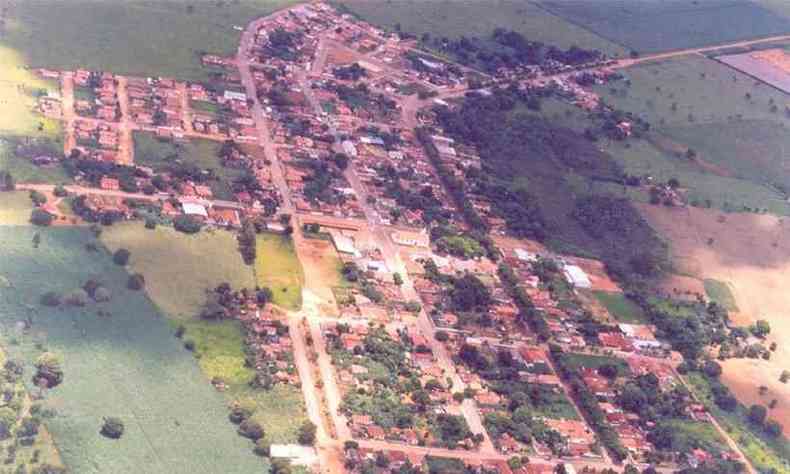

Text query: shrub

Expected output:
[228,402,254,424]
[183,339,196,351]
[30,209,54,227]
[173,215,203,234]
[93,287,111,302]
[100,417,124,439]
[53,185,68,197]
[238,419,265,440]
[39,292,62,307]
[174,325,186,338]
[253,439,270,457]
[113,248,130,265]
[144,218,157,230]
[298,421,317,445]
[127,273,145,291]
[29,190,47,206]
[33,353,63,389]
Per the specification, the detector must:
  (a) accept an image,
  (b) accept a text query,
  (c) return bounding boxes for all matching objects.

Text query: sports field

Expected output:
[540,0,790,54]
[255,233,304,311]
[1,0,299,82]
[0,225,265,473]
[335,0,626,57]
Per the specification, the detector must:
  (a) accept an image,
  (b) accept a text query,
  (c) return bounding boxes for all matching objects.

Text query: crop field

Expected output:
[255,233,304,311]
[334,0,626,57]
[0,225,265,473]
[0,46,62,138]
[100,222,256,319]
[592,291,648,324]
[593,55,790,215]
[703,278,739,312]
[539,0,790,54]
[133,131,244,200]
[1,0,299,82]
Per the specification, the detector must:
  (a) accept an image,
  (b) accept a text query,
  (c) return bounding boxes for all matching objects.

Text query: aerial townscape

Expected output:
[2,1,790,474]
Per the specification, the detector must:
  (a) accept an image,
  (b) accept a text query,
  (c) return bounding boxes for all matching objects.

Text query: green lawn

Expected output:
[2,0,300,82]
[593,291,649,324]
[254,233,304,311]
[0,225,266,473]
[335,0,626,57]
[133,131,245,200]
[562,353,631,376]
[191,100,221,115]
[704,279,739,312]
[0,191,34,225]
[685,372,790,474]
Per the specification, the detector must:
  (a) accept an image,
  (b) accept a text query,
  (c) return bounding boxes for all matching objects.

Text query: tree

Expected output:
[238,419,265,440]
[766,419,783,437]
[393,272,403,286]
[748,404,767,426]
[39,292,62,307]
[127,273,145,290]
[750,320,771,338]
[33,353,63,389]
[53,185,68,197]
[271,459,292,474]
[30,209,54,226]
[297,420,317,445]
[100,417,124,439]
[113,248,131,265]
[29,190,47,206]
[173,215,203,234]
[782,370,790,384]
[703,360,722,378]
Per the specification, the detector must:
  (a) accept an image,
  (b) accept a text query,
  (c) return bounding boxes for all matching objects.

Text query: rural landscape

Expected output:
[2,0,790,473]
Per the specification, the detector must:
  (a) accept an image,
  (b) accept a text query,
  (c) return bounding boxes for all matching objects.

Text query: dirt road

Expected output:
[60,72,76,157]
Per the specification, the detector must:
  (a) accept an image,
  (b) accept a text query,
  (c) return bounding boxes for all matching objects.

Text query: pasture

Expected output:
[0,191,33,225]
[133,131,244,200]
[539,0,790,54]
[703,278,739,312]
[592,291,648,324]
[335,0,626,57]
[1,0,300,82]
[0,46,62,138]
[255,233,304,311]
[0,225,265,473]
[0,138,70,185]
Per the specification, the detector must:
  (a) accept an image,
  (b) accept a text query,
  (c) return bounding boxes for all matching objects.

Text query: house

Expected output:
[100,177,120,191]
[598,332,633,352]
[563,264,591,289]
[182,202,208,218]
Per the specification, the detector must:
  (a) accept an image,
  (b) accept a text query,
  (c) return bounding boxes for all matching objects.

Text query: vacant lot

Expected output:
[540,0,790,53]
[255,233,304,311]
[100,222,255,318]
[133,132,245,200]
[295,236,344,315]
[593,291,648,323]
[639,204,790,432]
[0,46,62,137]
[2,0,299,82]
[0,225,265,473]
[335,0,626,57]
[0,191,33,225]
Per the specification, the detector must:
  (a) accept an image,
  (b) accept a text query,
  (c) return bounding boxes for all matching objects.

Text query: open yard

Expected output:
[133,131,244,200]
[335,0,626,57]
[295,236,345,315]
[0,225,265,473]
[0,46,62,138]
[255,233,304,311]
[539,0,790,54]
[592,290,649,323]
[1,0,299,82]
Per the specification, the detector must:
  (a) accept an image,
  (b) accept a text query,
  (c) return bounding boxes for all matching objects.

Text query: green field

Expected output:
[703,279,739,312]
[660,418,729,455]
[540,0,790,54]
[0,138,71,185]
[0,225,266,473]
[0,46,62,137]
[593,291,649,323]
[2,0,299,82]
[685,372,790,473]
[562,353,631,376]
[335,0,627,57]
[254,234,304,311]
[0,191,33,225]
[133,131,245,200]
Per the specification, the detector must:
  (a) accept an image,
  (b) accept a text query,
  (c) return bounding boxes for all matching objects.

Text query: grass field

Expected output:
[2,0,299,82]
[704,279,739,312]
[593,291,649,323]
[334,0,626,57]
[133,131,244,200]
[0,191,33,225]
[562,353,631,376]
[685,371,790,473]
[255,233,304,311]
[0,225,266,473]
[0,138,71,185]
[0,46,62,138]
[660,418,729,455]
[539,0,790,54]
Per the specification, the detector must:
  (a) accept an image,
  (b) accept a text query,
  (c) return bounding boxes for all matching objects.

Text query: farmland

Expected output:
[334,0,626,57]
[540,0,790,54]
[1,0,300,82]
[133,132,245,200]
[255,233,304,311]
[0,225,265,473]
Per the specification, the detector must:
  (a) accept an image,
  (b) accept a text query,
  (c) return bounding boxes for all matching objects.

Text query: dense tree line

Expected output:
[498,264,551,341]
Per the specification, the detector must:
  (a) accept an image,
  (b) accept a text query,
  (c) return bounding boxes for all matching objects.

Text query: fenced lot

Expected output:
[539,0,790,53]
[0,226,265,473]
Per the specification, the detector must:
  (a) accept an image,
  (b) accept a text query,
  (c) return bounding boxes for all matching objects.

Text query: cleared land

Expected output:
[0,191,33,225]
[1,0,299,82]
[593,290,648,323]
[540,0,790,54]
[133,132,244,200]
[639,204,790,432]
[255,233,304,311]
[0,225,264,473]
[335,0,626,57]
[295,236,344,316]
[718,49,790,93]
[0,46,62,138]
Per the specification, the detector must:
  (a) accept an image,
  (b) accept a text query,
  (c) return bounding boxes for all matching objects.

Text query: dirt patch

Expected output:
[297,237,343,316]
[566,256,621,292]
[656,273,706,301]
[326,46,357,66]
[721,358,790,431]
[639,203,790,429]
